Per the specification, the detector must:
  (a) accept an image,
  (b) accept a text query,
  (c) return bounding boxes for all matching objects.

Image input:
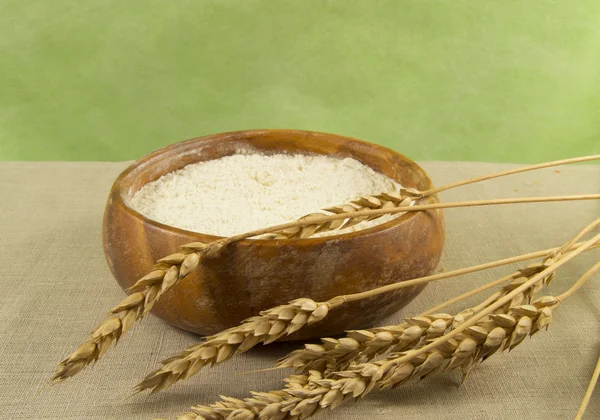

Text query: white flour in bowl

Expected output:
[130,153,403,237]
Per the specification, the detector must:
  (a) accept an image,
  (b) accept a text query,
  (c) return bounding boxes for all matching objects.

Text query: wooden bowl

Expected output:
[102,129,445,340]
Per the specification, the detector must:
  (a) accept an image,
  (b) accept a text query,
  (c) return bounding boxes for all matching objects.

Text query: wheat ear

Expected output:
[134,298,331,395]
[51,241,221,382]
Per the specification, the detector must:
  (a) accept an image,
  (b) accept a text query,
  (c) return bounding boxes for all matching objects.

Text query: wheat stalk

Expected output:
[422,154,600,196]
[567,262,600,419]
[576,352,600,420]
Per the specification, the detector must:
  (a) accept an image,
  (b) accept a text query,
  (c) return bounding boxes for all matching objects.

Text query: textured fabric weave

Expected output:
[0,161,598,419]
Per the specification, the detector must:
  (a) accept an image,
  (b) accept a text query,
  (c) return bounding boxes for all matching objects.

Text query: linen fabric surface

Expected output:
[0,161,598,419]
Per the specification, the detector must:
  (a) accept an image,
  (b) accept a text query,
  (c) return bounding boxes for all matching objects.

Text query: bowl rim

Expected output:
[110,129,438,246]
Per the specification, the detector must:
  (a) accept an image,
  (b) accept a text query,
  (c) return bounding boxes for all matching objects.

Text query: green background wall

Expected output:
[1,1,599,162]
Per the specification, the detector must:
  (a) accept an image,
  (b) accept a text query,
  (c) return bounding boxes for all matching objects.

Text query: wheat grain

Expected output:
[270,190,416,239]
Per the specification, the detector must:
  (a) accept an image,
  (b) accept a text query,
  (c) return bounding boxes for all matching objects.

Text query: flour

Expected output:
[130,153,403,237]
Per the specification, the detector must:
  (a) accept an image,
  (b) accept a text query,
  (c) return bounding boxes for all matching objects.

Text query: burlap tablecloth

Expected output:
[0,161,598,420]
